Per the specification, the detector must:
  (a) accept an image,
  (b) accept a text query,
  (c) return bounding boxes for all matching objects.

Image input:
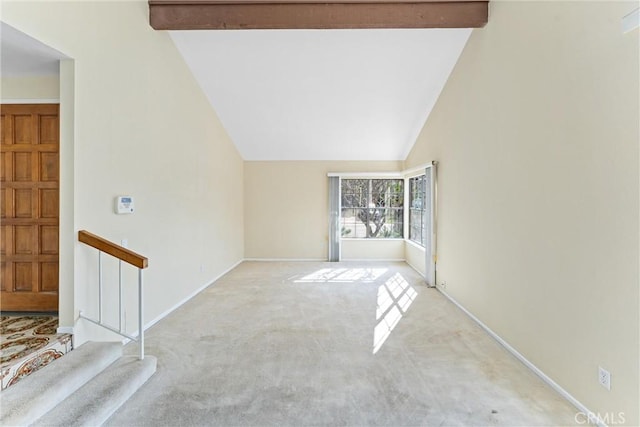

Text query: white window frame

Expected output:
[406,173,427,247]
[338,175,405,240]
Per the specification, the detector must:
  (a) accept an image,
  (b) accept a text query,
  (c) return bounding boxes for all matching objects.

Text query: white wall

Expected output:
[341,239,405,261]
[404,241,425,276]
[1,75,59,100]
[405,1,639,424]
[244,161,403,260]
[2,1,244,344]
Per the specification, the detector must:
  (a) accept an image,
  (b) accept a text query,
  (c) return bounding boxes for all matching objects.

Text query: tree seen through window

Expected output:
[341,179,404,238]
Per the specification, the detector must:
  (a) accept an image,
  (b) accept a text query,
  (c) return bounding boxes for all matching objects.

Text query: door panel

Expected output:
[14,153,32,181]
[15,225,33,254]
[1,104,59,312]
[41,263,58,291]
[0,188,6,218]
[40,226,59,254]
[40,153,59,181]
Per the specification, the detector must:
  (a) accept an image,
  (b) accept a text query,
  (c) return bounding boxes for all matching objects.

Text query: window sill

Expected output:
[340,238,405,242]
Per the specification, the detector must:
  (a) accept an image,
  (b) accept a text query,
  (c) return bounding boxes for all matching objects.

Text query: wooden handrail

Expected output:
[78,230,149,269]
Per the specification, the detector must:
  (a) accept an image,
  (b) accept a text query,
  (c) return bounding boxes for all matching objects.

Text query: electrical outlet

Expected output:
[598,366,611,390]
[440,281,447,289]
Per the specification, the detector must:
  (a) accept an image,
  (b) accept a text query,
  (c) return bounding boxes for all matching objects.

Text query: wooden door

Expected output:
[1,104,60,312]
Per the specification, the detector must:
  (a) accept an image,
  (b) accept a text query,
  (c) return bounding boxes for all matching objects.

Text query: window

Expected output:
[408,175,426,246]
[341,179,403,239]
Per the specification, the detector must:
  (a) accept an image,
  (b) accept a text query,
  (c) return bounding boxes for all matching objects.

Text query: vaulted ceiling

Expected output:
[0,22,66,77]
[159,0,487,161]
[2,2,488,162]
[170,28,472,160]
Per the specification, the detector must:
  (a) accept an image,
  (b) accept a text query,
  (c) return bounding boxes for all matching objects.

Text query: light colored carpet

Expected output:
[107,261,579,426]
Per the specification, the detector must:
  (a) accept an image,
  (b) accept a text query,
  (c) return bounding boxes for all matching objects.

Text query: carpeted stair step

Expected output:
[33,355,157,427]
[0,341,122,427]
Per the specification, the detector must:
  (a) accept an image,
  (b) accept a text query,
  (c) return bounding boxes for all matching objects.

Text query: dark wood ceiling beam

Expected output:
[149,0,488,30]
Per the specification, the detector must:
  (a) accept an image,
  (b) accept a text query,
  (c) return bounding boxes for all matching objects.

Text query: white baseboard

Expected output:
[243,258,327,262]
[143,259,244,333]
[436,285,606,427]
[57,326,74,334]
[405,260,425,278]
[244,258,409,263]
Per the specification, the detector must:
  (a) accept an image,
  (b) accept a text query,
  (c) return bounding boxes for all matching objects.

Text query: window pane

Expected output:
[409,175,426,246]
[341,178,404,239]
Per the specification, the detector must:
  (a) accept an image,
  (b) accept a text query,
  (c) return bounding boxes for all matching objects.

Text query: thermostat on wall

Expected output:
[115,196,134,214]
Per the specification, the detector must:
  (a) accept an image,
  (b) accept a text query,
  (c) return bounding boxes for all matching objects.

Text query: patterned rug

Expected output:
[0,314,73,389]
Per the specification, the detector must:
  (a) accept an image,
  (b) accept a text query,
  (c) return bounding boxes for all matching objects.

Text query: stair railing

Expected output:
[78,230,149,360]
